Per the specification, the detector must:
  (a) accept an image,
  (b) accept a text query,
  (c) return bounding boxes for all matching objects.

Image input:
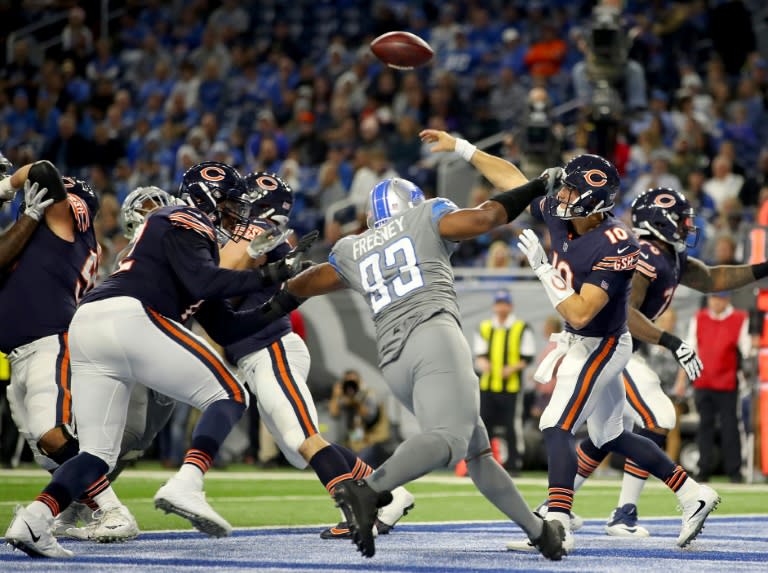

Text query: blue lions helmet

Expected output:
[120,186,177,239]
[178,161,251,241]
[244,172,294,228]
[631,187,697,253]
[367,178,425,229]
[550,154,620,219]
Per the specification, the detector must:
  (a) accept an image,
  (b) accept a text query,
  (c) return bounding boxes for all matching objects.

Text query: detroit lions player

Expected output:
[279,173,568,560]
[4,162,311,558]
[548,186,768,538]
[221,172,415,540]
[1,162,139,547]
[421,131,721,551]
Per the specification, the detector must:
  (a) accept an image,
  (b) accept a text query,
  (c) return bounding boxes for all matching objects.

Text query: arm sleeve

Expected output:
[529,196,546,221]
[163,229,268,301]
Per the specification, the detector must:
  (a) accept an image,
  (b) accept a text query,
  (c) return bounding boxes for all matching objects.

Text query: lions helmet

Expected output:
[178,161,251,242]
[631,187,697,253]
[244,172,293,227]
[120,186,176,239]
[367,178,425,229]
[551,154,620,219]
[0,151,12,177]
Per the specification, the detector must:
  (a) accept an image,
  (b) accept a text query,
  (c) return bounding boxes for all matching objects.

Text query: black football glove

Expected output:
[258,284,307,323]
[258,230,319,285]
[659,332,703,381]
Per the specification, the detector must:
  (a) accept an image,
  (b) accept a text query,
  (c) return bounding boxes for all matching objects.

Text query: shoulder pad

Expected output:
[166,206,216,242]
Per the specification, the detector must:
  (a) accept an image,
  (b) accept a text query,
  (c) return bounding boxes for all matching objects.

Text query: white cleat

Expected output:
[535,502,583,531]
[604,504,650,538]
[506,516,574,555]
[87,505,140,543]
[5,505,74,558]
[375,486,415,534]
[51,502,94,539]
[677,485,720,547]
[154,477,232,538]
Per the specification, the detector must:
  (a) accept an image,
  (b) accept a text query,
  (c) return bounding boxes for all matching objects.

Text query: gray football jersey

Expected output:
[330,198,461,366]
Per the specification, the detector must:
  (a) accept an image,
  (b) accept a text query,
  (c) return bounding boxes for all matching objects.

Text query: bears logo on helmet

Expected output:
[631,187,697,252]
[550,154,619,219]
[244,172,294,227]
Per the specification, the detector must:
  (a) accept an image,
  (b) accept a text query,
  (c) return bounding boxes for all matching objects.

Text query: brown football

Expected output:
[370,31,434,70]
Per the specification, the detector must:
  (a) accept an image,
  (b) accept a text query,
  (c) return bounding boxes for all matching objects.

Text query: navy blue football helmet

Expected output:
[244,172,294,228]
[367,178,425,229]
[550,154,620,219]
[631,187,697,253]
[179,161,251,242]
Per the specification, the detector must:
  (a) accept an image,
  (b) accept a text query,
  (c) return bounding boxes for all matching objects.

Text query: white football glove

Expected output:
[517,228,548,273]
[673,340,703,381]
[22,180,54,222]
[539,166,564,196]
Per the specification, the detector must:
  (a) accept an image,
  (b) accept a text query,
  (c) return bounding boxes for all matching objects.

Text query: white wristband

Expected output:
[0,177,16,201]
[454,138,477,162]
[536,263,575,308]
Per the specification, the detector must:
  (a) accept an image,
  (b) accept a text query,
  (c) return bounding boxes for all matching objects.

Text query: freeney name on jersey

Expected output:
[352,216,405,259]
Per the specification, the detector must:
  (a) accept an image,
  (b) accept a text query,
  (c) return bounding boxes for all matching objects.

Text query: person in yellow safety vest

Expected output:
[471,289,535,476]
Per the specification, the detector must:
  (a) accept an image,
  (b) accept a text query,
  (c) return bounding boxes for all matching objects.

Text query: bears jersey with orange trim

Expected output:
[635,238,688,323]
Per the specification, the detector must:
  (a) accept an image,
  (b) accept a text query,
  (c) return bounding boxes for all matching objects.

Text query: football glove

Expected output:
[22,181,54,222]
[539,166,564,196]
[517,228,548,273]
[258,230,319,285]
[659,332,703,380]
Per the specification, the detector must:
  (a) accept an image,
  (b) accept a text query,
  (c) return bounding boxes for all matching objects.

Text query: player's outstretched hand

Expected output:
[673,340,703,381]
[419,129,457,153]
[259,230,319,285]
[539,167,564,196]
[22,180,54,222]
[517,229,548,273]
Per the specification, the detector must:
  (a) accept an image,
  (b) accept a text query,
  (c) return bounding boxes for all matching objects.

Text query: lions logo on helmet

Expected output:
[178,161,252,242]
[550,154,620,219]
[631,187,697,253]
[120,186,177,239]
[367,178,425,229]
[244,172,294,228]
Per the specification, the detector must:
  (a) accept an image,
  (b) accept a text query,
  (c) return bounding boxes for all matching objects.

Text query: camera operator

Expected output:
[329,370,390,466]
[572,3,647,158]
[516,87,563,179]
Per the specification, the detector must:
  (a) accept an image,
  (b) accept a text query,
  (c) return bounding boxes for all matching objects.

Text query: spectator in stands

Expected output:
[61,6,93,56]
[524,23,567,79]
[676,292,751,483]
[627,149,682,205]
[704,155,745,211]
[207,0,250,43]
[40,113,91,172]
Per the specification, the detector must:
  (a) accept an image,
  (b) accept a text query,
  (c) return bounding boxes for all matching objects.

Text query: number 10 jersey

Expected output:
[329,198,461,367]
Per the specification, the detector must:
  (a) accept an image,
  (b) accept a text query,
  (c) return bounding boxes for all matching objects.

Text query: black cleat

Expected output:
[531,518,566,561]
[333,479,392,558]
[319,521,352,539]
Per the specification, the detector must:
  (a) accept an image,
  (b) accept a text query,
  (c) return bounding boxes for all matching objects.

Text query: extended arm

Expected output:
[285,262,346,298]
[681,256,767,292]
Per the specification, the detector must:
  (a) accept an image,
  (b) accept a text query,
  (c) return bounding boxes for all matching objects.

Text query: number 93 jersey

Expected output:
[532,196,640,338]
[329,198,461,367]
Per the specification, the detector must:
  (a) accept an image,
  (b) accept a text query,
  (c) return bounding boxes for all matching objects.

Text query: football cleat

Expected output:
[5,505,74,558]
[333,479,392,558]
[320,521,380,540]
[375,486,415,534]
[535,501,584,531]
[87,505,140,543]
[677,485,720,547]
[154,477,232,538]
[506,514,573,557]
[604,503,650,538]
[51,502,94,539]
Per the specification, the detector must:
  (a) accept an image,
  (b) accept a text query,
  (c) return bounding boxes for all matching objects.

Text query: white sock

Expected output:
[176,463,205,488]
[545,510,571,531]
[618,473,647,507]
[93,486,121,510]
[27,500,54,519]
[674,476,699,505]
[573,474,587,492]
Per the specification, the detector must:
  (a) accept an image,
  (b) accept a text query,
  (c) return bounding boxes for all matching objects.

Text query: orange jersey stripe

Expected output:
[562,337,616,430]
[271,342,316,436]
[168,213,216,241]
[148,309,244,403]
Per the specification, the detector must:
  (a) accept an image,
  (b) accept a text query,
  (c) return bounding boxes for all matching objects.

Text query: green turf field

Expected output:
[1,464,765,532]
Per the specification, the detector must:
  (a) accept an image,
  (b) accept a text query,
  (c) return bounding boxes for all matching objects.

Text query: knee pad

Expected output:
[651,399,676,432]
[39,426,79,466]
[437,430,470,468]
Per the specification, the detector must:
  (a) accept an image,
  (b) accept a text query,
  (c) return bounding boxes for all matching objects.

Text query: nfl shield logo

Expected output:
[600,280,609,290]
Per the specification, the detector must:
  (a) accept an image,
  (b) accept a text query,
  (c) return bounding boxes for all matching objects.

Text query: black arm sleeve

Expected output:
[488,177,547,223]
[27,161,67,202]
[163,230,269,301]
[195,289,305,346]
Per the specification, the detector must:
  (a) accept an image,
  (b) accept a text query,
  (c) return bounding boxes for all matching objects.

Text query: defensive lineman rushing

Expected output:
[0,160,138,545]
[4,162,310,558]
[419,129,719,551]
[281,173,567,559]
[218,171,414,539]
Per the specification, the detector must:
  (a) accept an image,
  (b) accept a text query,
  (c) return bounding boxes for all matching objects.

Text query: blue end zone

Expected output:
[3,516,767,572]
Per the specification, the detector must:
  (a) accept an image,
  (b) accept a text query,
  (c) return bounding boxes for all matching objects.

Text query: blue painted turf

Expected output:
[2,516,767,572]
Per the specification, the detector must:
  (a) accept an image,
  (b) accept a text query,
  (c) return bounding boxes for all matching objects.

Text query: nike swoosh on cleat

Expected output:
[689,500,706,519]
[24,521,40,543]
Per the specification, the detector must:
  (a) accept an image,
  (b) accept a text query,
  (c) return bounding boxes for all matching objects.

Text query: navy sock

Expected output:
[637,427,667,449]
[309,445,353,493]
[543,427,576,514]
[603,430,676,481]
[37,452,108,516]
[331,443,373,479]
[183,399,246,473]
[576,438,608,478]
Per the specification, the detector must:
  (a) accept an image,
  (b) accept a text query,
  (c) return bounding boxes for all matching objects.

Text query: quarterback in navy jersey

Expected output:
[219,172,415,542]
[418,129,721,554]
[566,186,768,538]
[4,162,311,558]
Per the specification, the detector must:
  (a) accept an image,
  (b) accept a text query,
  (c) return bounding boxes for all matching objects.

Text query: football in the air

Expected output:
[370,31,434,70]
